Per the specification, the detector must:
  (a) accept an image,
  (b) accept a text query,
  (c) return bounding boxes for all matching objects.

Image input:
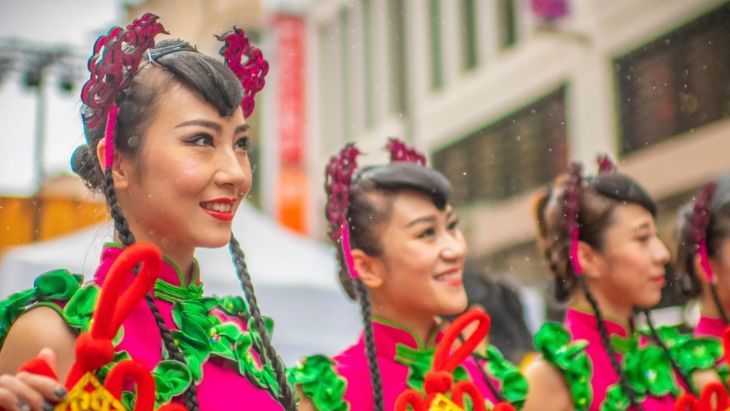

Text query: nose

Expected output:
[653,237,671,266]
[214,148,248,190]
[441,230,467,262]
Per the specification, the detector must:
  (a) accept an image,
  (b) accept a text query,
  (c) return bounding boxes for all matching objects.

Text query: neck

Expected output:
[700,282,730,319]
[369,297,438,346]
[113,231,195,284]
[573,286,633,331]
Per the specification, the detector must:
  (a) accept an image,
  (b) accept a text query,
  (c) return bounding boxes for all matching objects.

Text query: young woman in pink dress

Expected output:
[289,140,527,411]
[0,14,296,411]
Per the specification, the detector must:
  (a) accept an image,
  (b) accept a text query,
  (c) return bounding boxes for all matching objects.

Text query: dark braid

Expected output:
[641,310,696,394]
[581,280,645,411]
[103,171,200,410]
[709,284,730,324]
[354,279,385,411]
[104,170,135,246]
[228,234,296,411]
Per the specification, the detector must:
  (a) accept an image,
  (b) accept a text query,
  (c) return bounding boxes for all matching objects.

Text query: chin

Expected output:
[196,233,232,248]
[440,298,469,316]
[635,294,662,309]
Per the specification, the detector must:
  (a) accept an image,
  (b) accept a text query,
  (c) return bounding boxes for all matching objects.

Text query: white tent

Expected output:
[0,205,361,364]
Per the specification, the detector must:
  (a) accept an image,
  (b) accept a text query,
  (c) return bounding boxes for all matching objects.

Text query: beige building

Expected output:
[306,0,730,284]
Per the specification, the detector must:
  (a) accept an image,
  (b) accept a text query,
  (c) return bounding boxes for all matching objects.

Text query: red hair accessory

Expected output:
[324,144,361,277]
[217,27,269,118]
[387,138,427,165]
[691,182,718,283]
[81,13,167,170]
[565,163,584,276]
[596,154,617,174]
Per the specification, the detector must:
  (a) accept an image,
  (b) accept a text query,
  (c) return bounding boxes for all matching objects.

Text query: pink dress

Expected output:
[694,316,726,339]
[289,318,527,411]
[565,308,676,411]
[0,244,285,410]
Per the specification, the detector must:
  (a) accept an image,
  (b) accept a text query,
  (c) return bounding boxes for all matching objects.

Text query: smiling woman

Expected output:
[288,139,527,411]
[0,14,295,411]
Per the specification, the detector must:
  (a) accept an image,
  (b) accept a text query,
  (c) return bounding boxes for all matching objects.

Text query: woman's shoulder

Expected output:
[0,269,93,345]
[0,304,77,375]
[471,344,529,409]
[531,321,592,410]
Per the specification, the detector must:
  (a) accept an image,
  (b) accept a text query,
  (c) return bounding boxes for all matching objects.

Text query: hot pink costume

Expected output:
[0,244,284,409]
[289,318,527,411]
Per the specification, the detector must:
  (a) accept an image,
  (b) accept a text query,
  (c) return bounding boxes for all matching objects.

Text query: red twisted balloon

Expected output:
[21,243,168,411]
[395,309,515,411]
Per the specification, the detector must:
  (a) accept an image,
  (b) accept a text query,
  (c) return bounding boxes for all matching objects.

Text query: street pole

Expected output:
[30,73,46,241]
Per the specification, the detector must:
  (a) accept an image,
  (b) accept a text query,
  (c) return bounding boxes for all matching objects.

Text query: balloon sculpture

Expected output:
[18,243,187,411]
[394,309,516,411]
[674,328,730,411]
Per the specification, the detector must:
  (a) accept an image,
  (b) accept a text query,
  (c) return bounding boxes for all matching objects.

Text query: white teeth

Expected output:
[202,203,232,213]
[434,272,458,282]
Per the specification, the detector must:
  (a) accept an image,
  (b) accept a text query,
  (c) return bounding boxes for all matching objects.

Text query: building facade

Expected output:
[307,0,730,286]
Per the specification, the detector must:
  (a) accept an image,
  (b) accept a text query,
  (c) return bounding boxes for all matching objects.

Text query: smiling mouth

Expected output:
[200,200,236,221]
[434,270,462,285]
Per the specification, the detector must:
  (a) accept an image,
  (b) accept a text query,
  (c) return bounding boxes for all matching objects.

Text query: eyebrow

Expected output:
[174,119,249,134]
[632,222,652,231]
[405,215,437,228]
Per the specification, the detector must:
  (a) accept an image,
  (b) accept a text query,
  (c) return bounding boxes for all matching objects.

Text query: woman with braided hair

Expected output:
[523,158,723,411]
[288,139,527,411]
[0,14,296,411]
[675,175,730,339]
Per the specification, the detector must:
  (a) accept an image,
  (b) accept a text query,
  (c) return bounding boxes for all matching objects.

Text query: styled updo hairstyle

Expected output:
[675,176,730,315]
[534,172,657,302]
[70,38,296,410]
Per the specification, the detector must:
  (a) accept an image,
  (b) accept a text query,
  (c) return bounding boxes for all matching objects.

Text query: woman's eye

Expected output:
[188,134,214,147]
[235,136,250,150]
[447,219,459,231]
[637,234,651,243]
[418,228,436,239]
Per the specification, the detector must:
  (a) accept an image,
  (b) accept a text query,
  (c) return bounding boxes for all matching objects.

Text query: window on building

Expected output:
[388,0,408,115]
[433,87,568,204]
[362,0,375,128]
[497,0,518,49]
[462,0,479,70]
[616,4,730,155]
[429,0,444,89]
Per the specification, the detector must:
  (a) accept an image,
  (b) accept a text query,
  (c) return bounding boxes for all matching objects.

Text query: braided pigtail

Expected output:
[641,310,695,394]
[229,235,296,410]
[582,281,644,411]
[353,279,385,411]
[103,169,200,410]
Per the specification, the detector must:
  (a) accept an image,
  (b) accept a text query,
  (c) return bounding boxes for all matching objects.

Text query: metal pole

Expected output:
[30,66,46,241]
